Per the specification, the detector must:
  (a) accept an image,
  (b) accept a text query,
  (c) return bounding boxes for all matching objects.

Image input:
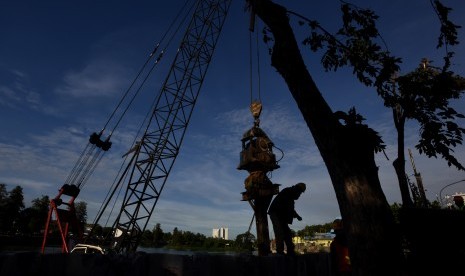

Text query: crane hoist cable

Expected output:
[248,11,285,170]
[106,0,197,137]
[248,13,262,106]
[63,0,196,192]
[44,0,230,253]
[87,0,199,235]
[105,0,232,253]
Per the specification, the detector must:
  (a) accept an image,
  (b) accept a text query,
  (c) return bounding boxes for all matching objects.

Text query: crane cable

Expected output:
[88,0,198,230]
[64,0,196,191]
[104,0,196,138]
[248,13,262,105]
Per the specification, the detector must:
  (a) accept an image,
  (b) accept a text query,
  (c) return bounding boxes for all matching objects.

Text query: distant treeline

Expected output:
[0,183,256,251]
[1,183,354,251]
[0,184,87,236]
[137,223,255,251]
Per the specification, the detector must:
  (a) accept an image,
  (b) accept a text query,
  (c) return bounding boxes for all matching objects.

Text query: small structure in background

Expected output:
[453,195,465,210]
[286,232,335,254]
[212,227,229,240]
[444,192,465,209]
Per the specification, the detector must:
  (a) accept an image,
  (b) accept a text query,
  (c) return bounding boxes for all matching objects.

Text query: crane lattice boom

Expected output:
[111,0,232,253]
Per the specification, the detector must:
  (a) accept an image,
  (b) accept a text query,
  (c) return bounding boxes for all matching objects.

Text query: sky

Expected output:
[1,0,465,240]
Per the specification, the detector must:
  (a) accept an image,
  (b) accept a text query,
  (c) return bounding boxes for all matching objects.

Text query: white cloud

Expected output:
[0,176,52,192]
[56,60,132,98]
[0,85,20,105]
[0,70,41,109]
[0,69,61,115]
[151,198,254,238]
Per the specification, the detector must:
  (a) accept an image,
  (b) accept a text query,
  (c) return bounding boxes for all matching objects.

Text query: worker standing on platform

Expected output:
[268,182,306,256]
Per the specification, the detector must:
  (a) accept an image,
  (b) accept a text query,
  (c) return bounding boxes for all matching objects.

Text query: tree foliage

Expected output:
[398,62,465,169]
[151,223,166,247]
[75,201,88,225]
[247,0,463,274]
[17,195,50,234]
[0,185,25,233]
[234,232,256,251]
[0,190,48,235]
[296,222,333,239]
[335,107,386,154]
[0,184,7,202]
[298,1,465,171]
[138,226,236,251]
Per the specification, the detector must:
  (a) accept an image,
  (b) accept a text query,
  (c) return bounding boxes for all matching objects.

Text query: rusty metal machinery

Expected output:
[41,184,83,253]
[238,101,281,256]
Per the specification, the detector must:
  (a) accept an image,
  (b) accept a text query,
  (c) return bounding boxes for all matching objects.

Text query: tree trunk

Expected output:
[253,196,272,256]
[393,109,414,207]
[248,0,404,275]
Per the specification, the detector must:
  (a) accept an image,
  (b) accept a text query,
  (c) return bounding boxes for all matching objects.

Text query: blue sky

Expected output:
[1,0,465,240]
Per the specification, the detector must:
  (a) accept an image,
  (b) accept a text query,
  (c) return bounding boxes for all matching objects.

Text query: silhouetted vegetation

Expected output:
[139,225,255,252]
[249,0,464,274]
[0,183,87,237]
[0,183,257,252]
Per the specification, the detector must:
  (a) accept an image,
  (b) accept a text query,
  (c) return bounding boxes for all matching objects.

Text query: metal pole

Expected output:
[439,179,465,206]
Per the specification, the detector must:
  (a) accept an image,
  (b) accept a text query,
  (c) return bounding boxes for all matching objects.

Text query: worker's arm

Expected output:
[294,210,302,221]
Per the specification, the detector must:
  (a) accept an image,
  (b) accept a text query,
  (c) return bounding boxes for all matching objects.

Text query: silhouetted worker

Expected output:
[330,218,352,276]
[453,195,465,210]
[268,182,306,255]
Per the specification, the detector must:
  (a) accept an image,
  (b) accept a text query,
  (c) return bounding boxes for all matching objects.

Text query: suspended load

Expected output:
[238,101,280,201]
[237,101,280,172]
[242,171,279,200]
[237,127,280,172]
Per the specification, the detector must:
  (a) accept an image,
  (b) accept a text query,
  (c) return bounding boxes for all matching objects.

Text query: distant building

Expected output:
[212,227,229,240]
[445,192,465,208]
[310,232,335,247]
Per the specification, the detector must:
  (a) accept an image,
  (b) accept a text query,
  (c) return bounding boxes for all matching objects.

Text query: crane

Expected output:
[108,0,232,253]
[408,149,428,207]
[42,0,232,254]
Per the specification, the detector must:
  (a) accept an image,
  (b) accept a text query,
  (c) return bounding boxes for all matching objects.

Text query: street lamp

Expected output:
[439,179,465,206]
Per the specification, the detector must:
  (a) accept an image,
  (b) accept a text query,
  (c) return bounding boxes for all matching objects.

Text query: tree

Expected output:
[0,184,8,232]
[0,184,7,202]
[297,222,333,239]
[152,223,165,247]
[247,0,402,275]
[16,195,50,234]
[171,227,182,246]
[30,195,50,232]
[16,207,36,234]
[235,232,256,251]
[1,186,25,233]
[74,201,87,234]
[393,60,465,207]
[31,195,50,213]
[140,229,154,246]
[75,201,87,228]
[298,1,465,207]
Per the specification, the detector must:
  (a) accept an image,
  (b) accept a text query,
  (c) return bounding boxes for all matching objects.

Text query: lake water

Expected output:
[1,246,256,257]
[137,247,257,256]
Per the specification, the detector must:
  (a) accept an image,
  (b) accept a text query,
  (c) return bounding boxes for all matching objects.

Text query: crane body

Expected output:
[408,149,428,207]
[110,0,232,253]
[41,0,232,254]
